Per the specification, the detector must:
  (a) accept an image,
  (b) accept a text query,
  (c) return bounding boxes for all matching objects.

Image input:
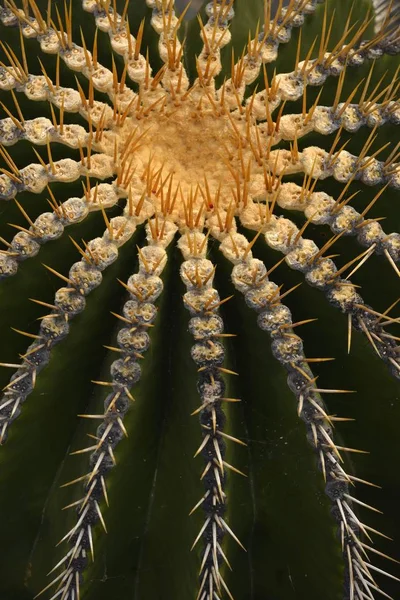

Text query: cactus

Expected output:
[0,0,399,599]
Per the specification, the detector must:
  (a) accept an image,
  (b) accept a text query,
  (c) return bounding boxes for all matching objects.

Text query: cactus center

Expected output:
[100,95,256,224]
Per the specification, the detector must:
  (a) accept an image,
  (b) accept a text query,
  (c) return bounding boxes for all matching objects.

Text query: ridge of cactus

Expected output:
[0,1,399,600]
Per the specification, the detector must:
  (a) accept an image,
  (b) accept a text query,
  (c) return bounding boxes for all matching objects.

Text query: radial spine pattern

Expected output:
[0,0,399,599]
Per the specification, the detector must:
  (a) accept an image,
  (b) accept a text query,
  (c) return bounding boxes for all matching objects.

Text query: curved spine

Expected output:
[0,187,156,443]
[240,34,400,117]
[0,1,143,125]
[82,0,188,95]
[258,0,326,64]
[0,115,92,148]
[0,3,116,96]
[196,0,235,85]
[261,146,400,189]
[238,208,400,379]
[0,71,115,129]
[255,100,400,142]
[0,150,116,201]
[217,229,399,600]
[221,0,325,103]
[268,180,400,271]
[40,222,174,600]
[0,180,123,280]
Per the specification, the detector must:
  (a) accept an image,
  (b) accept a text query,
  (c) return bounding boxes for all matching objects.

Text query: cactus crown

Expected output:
[0,1,399,599]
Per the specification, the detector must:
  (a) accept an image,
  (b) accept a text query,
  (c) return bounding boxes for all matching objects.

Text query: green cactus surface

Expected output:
[0,1,399,599]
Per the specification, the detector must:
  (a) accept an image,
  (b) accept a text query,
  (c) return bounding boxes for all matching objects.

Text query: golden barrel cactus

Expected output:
[0,1,399,599]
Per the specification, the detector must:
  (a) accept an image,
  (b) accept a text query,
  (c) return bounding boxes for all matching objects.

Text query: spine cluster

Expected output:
[179,232,244,600]
[0,181,121,279]
[272,181,400,267]
[0,183,155,440]
[43,223,173,600]
[217,230,397,600]
[260,147,400,189]
[0,151,115,201]
[239,212,400,379]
